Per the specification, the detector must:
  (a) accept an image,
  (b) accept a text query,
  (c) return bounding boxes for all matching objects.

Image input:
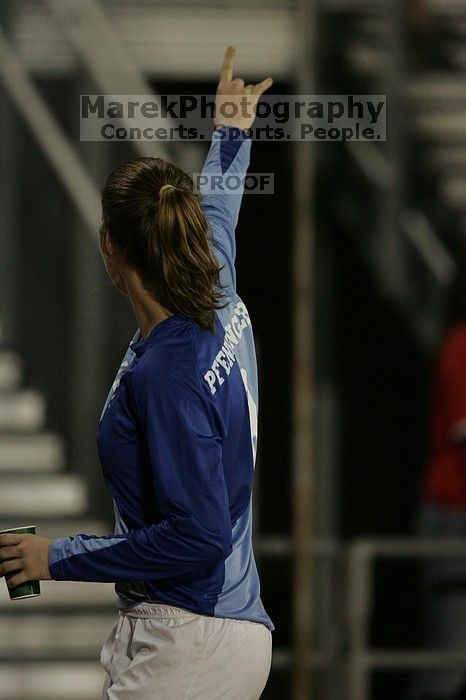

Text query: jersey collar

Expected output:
[129,313,187,357]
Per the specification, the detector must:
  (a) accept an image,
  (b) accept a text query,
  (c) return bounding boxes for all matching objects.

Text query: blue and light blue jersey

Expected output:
[48,126,274,632]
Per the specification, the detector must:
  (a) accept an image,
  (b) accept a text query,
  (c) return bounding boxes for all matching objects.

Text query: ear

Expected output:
[101,229,115,258]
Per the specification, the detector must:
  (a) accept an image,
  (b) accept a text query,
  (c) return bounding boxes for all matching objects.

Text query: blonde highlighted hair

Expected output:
[100,156,228,334]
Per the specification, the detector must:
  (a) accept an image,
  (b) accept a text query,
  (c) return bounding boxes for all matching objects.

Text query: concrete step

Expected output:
[406,75,466,102]
[446,44,466,69]
[0,352,22,391]
[428,146,466,170]
[0,580,116,610]
[0,390,45,432]
[346,42,381,76]
[0,613,116,658]
[0,433,64,473]
[441,176,466,209]
[430,0,466,16]
[0,474,87,518]
[0,662,105,700]
[414,112,466,140]
[326,0,466,14]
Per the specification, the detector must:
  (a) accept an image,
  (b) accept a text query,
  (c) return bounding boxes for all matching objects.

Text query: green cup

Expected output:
[0,525,41,600]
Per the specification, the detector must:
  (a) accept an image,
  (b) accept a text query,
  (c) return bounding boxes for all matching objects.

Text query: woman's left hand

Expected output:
[0,533,53,588]
[215,46,273,131]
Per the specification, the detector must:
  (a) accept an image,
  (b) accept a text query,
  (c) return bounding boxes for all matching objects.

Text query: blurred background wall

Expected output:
[1,1,466,699]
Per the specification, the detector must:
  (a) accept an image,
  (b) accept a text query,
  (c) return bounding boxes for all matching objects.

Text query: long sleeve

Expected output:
[48,368,232,583]
[201,125,252,291]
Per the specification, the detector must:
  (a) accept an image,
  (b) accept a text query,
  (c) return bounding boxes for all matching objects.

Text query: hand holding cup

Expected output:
[0,525,52,600]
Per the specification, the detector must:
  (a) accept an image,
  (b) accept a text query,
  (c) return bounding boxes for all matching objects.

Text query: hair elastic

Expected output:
[159,184,176,197]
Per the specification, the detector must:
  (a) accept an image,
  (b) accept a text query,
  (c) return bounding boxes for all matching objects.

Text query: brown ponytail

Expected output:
[100,156,228,334]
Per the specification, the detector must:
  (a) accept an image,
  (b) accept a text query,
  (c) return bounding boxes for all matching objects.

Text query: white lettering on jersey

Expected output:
[203,300,252,395]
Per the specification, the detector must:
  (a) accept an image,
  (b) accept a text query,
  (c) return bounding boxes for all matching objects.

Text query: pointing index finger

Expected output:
[219,45,236,84]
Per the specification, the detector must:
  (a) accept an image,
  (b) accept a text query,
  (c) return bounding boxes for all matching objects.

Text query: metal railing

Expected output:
[348,537,466,700]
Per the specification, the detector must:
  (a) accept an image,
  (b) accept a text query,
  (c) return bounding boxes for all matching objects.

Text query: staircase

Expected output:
[0,341,117,700]
[354,2,466,210]
[319,0,466,354]
[330,0,466,213]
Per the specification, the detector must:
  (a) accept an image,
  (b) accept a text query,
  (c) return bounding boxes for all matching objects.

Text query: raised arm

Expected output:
[201,46,273,291]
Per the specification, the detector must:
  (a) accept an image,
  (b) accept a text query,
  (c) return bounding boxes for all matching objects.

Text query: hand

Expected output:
[214,46,273,131]
[0,533,53,588]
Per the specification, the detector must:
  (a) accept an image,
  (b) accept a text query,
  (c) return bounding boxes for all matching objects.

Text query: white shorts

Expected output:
[99,602,272,699]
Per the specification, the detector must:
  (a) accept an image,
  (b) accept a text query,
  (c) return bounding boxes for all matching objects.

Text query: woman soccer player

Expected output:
[0,46,274,698]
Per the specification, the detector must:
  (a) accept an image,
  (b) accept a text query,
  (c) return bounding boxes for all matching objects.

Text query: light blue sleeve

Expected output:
[201,126,252,292]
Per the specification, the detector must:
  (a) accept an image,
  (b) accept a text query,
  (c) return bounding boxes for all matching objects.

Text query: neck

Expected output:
[121,267,172,339]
